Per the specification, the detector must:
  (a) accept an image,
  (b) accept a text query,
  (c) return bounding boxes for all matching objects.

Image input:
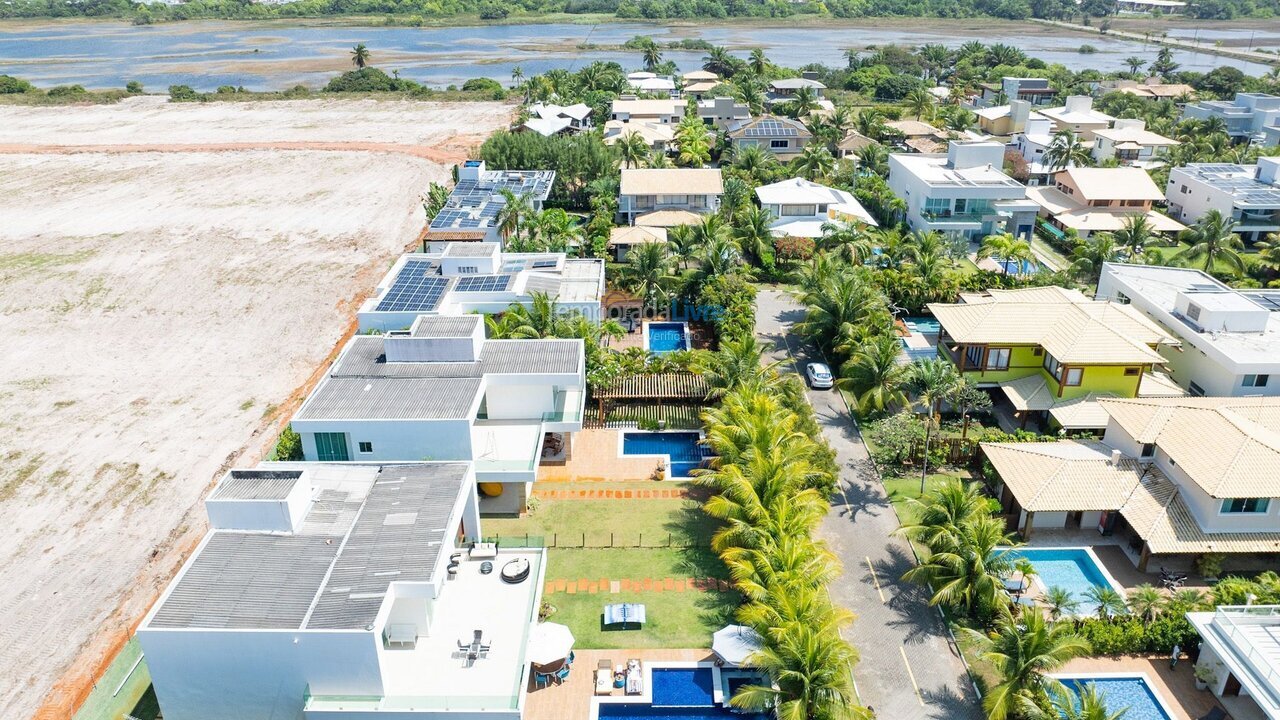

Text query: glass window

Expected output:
[1043,353,1061,377]
[635,195,655,209]
[1064,367,1083,386]
[770,139,789,149]
[457,265,478,274]
[1186,303,1201,322]
[781,204,817,216]
[315,433,349,462]
[1243,374,1270,388]
[1140,443,1156,458]
[965,345,983,369]
[954,198,967,213]
[1221,498,1270,514]
[658,194,688,205]
[924,198,950,213]
[986,348,1011,371]
[1189,381,1205,397]
[358,441,373,454]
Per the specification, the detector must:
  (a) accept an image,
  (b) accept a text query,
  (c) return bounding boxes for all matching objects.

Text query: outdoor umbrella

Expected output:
[528,622,576,667]
[712,624,763,666]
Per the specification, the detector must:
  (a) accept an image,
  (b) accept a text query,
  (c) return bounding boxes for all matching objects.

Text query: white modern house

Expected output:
[618,168,723,225]
[1038,95,1115,140]
[754,177,876,238]
[1097,263,1280,397]
[1091,119,1179,167]
[1188,606,1280,720]
[888,141,1039,240]
[983,396,1280,571]
[137,461,547,720]
[609,96,749,129]
[521,103,593,136]
[1013,112,1061,186]
[290,315,585,514]
[626,71,677,96]
[1183,92,1280,144]
[357,245,604,331]
[424,161,555,245]
[1166,159,1280,243]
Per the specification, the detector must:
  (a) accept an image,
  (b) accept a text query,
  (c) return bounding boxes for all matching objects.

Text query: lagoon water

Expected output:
[0,19,1271,91]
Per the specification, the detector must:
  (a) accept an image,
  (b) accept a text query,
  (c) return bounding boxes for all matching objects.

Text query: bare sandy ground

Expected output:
[0,100,509,720]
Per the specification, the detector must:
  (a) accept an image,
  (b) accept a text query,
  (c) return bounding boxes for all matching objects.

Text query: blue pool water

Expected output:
[622,432,709,478]
[995,258,1041,275]
[647,323,689,353]
[597,705,761,719]
[1006,548,1114,614]
[1059,677,1173,720]
[902,316,941,334]
[653,668,715,706]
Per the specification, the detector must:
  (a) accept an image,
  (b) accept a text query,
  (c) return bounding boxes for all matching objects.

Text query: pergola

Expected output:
[591,373,711,427]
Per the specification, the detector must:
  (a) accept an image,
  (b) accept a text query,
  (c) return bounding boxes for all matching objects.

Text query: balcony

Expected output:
[921,209,992,222]
[472,420,543,480]
[542,388,584,430]
[1234,211,1280,229]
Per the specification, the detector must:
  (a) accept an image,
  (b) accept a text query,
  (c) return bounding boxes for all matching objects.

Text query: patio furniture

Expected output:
[603,603,647,627]
[595,659,614,695]
[534,672,551,689]
[625,658,643,695]
[1197,709,1228,720]
[712,624,763,666]
[471,542,498,559]
[384,623,418,649]
[501,557,531,584]
[555,664,571,684]
[528,622,576,666]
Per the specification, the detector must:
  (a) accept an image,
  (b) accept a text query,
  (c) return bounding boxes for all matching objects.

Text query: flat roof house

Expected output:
[137,461,546,720]
[977,77,1057,108]
[425,161,555,245]
[290,317,585,514]
[357,244,605,331]
[754,177,876,238]
[982,396,1280,572]
[1166,159,1280,243]
[1091,119,1179,168]
[609,96,749,129]
[1187,606,1280,720]
[1183,92,1280,144]
[888,140,1040,241]
[520,103,593,137]
[976,99,1039,136]
[931,286,1183,432]
[766,76,834,113]
[725,115,813,160]
[1097,262,1280,397]
[618,168,723,226]
[1038,95,1115,140]
[1026,166,1186,239]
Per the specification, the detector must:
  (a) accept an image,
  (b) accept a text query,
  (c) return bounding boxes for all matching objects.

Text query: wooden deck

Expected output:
[525,649,715,720]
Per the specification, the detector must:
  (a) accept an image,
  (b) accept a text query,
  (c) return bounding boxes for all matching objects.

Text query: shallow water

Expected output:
[0,19,1270,91]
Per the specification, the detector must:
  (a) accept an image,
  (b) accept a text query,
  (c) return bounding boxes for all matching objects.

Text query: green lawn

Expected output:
[1152,243,1256,277]
[882,471,974,527]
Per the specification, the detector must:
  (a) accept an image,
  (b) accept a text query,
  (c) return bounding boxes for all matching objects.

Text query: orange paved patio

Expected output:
[525,648,714,720]
[539,429,664,483]
[1057,655,1235,720]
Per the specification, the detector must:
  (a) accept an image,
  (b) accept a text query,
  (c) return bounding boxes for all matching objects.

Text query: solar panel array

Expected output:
[532,259,559,268]
[374,259,450,312]
[454,274,514,293]
[428,170,555,231]
[741,118,800,138]
[1244,290,1280,312]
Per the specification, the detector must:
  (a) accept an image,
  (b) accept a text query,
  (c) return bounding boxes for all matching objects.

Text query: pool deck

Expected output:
[538,429,664,483]
[1019,530,1211,592]
[524,648,714,720]
[1057,656,1258,720]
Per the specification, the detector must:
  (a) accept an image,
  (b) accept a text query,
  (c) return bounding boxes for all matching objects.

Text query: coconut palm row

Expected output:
[692,341,869,720]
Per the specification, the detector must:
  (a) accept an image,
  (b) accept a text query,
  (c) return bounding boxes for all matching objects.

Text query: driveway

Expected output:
[754,288,983,720]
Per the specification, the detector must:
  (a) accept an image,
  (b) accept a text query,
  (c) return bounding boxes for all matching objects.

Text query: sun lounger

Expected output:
[1002,577,1028,593]
[604,603,647,626]
[626,658,643,695]
[595,659,614,695]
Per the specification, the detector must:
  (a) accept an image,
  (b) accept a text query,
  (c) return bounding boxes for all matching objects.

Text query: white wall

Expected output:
[139,628,382,720]
[1171,468,1280,533]
[484,384,555,420]
[296,420,475,463]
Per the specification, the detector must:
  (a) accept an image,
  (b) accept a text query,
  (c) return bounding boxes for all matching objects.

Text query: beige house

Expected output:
[608,226,667,261]
[725,115,813,160]
[1039,95,1115,140]
[617,168,723,225]
[1026,166,1185,239]
[602,119,674,152]
[983,396,1280,572]
[681,70,722,99]
[1090,119,1179,168]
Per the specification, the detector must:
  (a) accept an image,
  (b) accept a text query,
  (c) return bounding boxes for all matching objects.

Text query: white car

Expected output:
[805,362,834,389]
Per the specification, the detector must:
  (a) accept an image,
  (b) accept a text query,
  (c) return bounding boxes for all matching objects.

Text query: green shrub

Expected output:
[271,426,304,461]
[1074,616,1199,655]
[125,81,143,94]
[324,67,399,93]
[168,84,201,102]
[0,75,36,94]
[46,84,88,98]
[462,77,503,93]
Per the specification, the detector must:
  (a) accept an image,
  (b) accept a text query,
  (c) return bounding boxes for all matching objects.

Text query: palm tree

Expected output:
[787,85,819,119]
[350,43,371,69]
[1071,234,1124,284]
[495,189,533,243]
[854,142,889,177]
[1124,56,1146,76]
[648,148,673,169]
[1042,681,1129,720]
[903,516,1018,614]
[906,87,935,121]
[1113,214,1160,260]
[420,182,450,224]
[748,47,768,76]
[1043,586,1082,621]
[791,144,836,182]
[838,336,908,415]
[987,43,1027,66]
[907,358,961,492]
[731,78,766,115]
[641,43,662,73]
[1044,129,1091,172]
[940,106,977,132]
[703,46,737,77]
[1179,209,1245,274]
[731,144,778,184]
[729,617,861,720]
[1084,586,1129,621]
[615,131,649,169]
[895,479,993,553]
[732,205,776,268]
[694,336,783,399]
[1126,584,1165,623]
[818,220,874,265]
[618,242,672,312]
[510,64,524,90]
[977,232,1036,275]
[1150,46,1179,79]
[856,108,886,140]
[795,269,889,354]
[1257,231,1280,271]
[964,607,1092,720]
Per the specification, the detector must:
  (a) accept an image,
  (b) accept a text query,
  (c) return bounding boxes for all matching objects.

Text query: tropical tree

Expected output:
[1071,234,1124,284]
[1150,47,1179,79]
[1126,584,1165,623]
[792,144,836,182]
[1124,56,1146,76]
[641,42,662,72]
[731,143,780,185]
[1044,129,1091,172]
[818,220,874,265]
[906,358,961,492]
[977,232,1036,275]
[1179,209,1245,274]
[733,205,777,269]
[748,47,768,76]
[618,242,673,312]
[838,335,908,415]
[350,43,371,69]
[703,46,738,77]
[795,268,890,355]
[903,516,1018,614]
[1041,681,1129,720]
[1043,586,1082,621]
[906,87,935,121]
[1112,214,1160,260]
[420,182,450,224]
[729,618,861,720]
[731,78,767,115]
[952,379,992,441]
[495,189,534,243]
[896,479,993,553]
[1084,586,1129,621]
[964,607,1092,720]
[615,130,650,170]
[786,86,820,119]
[694,336,783,400]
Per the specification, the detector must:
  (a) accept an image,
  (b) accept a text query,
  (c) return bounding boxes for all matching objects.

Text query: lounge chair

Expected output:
[604,603,647,627]
[1198,708,1229,720]
[626,658,643,695]
[595,659,614,695]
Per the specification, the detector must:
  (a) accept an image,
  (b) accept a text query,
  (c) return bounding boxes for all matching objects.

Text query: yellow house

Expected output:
[929,286,1183,431]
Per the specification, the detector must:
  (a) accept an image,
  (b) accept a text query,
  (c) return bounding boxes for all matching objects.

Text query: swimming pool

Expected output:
[646,322,690,354]
[621,431,709,479]
[902,316,941,334]
[1054,675,1176,720]
[1005,547,1123,614]
[994,258,1040,275]
[595,666,768,720]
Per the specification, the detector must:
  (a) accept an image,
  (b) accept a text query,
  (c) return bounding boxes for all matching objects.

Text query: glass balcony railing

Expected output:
[304,687,520,712]
[922,209,991,222]
[543,388,584,424]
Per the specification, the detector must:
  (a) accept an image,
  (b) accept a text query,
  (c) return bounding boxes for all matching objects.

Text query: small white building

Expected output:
[626,71,678,96]
[1097,262,1280,397]
[1013,112,1061,185]
[754,177,876,238]
[887,141,1039,241]
[1166,159,1280,243]
[357,245,604,331]
[618,168,723,225]
[290,316,585,514]
[425,160,555,245]
[137,461,547,720]
[1038,95,1115,141]
[1187,606,1280,720]
[1091,119,1179,167]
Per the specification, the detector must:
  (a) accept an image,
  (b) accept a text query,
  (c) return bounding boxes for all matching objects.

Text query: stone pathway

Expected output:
[532,488,690,500]
[543,577,732,595]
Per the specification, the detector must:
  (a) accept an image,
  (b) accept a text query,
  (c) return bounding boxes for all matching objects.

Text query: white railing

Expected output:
[1212,606,1280,706]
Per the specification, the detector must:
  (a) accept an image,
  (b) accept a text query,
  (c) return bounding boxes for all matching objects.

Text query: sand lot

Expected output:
[0,100,509,720]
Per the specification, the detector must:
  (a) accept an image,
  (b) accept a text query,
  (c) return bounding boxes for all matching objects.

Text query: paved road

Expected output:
[754,289,982,720]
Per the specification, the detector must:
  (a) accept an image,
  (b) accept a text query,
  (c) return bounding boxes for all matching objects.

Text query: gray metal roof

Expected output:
[295,377,482,420]
[330,336,582,379]
[306,464,469,629]
[211,470,303,500]
[410,315,481,338]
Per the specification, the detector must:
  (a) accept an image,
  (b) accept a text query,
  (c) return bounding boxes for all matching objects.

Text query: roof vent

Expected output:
[1109,448,1122,465]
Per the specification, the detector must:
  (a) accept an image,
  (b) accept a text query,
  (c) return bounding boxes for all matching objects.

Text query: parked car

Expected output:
[805,362,834,389]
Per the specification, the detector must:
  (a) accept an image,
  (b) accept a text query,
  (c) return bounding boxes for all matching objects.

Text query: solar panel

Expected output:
[454,274,514,293]
[1244,291,1280,312]
[374,260,450,312]
[532,259,559,269]
[743,118,799,138]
